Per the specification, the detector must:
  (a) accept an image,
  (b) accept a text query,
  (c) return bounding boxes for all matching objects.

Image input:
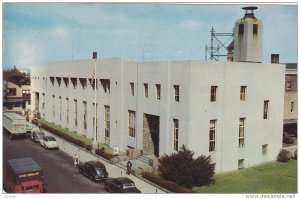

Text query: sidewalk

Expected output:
[35,124,167,194]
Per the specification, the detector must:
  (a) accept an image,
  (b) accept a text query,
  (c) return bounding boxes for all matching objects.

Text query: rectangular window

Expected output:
[83,101,87,129]
[93,103,98,135]
[209,120,217,152]
[70,78,77,89]
[253,24,258,35]
[239,118,245,148]
[210,86,217,102]
[74,100,77,126]
[129,111,136,137]
[286,81,292,89]
[156,84,161,100]
[263,100,269,119]
[79,78,87,89]
[262,144,268,155]
[105,106,110,139]
[130,82,134,96]
[59,96,62,121]
[291,102,294,113]
[238,159,244,169]
[7,88,16,96]
[174,85,179,102]
[240,86,247,101]
[66,98,69,123]
[22,90,31,97]
[100,79,110,93]
[42,93,45,110]
[144,83,148,98]
[52,95,55,118]
[239,24,244,34]
[173,119,179,151]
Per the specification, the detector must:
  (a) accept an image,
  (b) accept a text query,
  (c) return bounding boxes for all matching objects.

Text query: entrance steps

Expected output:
[137,154,158,165]
[116,154,158,176]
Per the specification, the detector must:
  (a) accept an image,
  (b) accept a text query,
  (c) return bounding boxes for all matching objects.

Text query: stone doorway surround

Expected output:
[143,114,160,157]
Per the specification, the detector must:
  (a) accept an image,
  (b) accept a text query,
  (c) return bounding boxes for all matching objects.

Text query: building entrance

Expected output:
[143,114,160,157]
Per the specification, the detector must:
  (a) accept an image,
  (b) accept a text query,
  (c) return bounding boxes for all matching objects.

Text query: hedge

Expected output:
[95,147,114,161]
[142,172,192,193]
[32,119,114,160]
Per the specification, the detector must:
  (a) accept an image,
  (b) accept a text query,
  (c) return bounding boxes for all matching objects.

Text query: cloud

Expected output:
[180,19,202,30]
[5,38,44,68]
[50,26,69,38]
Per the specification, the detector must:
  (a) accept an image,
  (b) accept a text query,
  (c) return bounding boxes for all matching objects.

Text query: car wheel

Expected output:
[89,174,94,181]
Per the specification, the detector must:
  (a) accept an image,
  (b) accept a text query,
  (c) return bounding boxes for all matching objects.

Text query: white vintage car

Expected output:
[40,136,59,149]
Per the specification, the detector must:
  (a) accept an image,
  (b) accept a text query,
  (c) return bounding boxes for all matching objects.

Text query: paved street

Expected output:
[3,133,106,193]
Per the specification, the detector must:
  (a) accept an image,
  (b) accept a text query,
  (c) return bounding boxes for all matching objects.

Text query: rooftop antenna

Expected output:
[205,27,234,61]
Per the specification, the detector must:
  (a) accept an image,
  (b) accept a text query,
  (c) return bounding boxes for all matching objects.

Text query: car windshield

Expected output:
[95,168,104,175]
[37,133,44,138]
[24,185,40,191]
[123,182,136,189]
[46,137,56,141]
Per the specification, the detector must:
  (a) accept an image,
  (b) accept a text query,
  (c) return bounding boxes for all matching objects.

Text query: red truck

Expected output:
[4,157,45,193]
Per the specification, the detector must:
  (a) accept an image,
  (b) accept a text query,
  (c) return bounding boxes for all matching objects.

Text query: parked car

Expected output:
[78,161,108,181]
[40,136,59,149]
[26,124,33,133]
[30,131,45,143]
[104,177,141,193]
[283,136,294,144]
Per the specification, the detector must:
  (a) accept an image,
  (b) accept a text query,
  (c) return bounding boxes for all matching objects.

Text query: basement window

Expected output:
[238,159,244,169]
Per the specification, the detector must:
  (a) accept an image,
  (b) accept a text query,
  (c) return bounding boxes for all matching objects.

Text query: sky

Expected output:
[2,2,298,70]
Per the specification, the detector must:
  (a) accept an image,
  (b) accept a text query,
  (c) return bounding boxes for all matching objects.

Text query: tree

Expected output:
[158,145,215,188]
[7,69,30,85]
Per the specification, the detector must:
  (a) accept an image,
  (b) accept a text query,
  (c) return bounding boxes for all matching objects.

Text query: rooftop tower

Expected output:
[233,6,263,63]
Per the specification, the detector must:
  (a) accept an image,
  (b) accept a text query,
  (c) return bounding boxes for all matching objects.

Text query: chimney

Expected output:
[271,54,279,63]
[93,52,97,60]
[233,7,263,63]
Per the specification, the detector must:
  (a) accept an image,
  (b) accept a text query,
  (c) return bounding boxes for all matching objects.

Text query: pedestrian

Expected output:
[126,160,132,175]
[38,123,41,129]
[74,153,79,167]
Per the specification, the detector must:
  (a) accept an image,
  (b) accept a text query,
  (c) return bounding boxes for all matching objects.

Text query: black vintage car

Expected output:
[104,177,141,193]
[283,132,294,144]
[78,160,109,181]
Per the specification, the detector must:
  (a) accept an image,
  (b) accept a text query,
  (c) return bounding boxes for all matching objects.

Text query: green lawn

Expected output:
[193,160,297,193]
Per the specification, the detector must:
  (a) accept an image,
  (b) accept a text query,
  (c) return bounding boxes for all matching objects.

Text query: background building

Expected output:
[283,63,297,135]
[3,69,31,111]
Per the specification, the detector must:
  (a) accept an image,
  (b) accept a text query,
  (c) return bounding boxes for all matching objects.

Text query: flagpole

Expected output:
[92,56,97,150]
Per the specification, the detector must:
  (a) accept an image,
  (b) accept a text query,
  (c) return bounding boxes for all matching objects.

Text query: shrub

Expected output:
[95,147,114,160]
[294,149,297,160]
[85,144,92,151]
[142,172,191,193]
[158,145,215,188]
[277,149,292,162]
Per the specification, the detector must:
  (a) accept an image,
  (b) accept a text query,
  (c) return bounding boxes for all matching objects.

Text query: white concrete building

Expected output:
[30,7,285,173]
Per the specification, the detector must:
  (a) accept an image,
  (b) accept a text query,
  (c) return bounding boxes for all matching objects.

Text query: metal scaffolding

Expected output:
[205,27,234,61]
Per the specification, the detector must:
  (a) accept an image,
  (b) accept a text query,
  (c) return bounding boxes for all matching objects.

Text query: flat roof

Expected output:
[8,157,41,174]
[3,112,25,120]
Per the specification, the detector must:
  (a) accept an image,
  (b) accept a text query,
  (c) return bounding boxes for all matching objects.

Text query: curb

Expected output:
[32,122,169,193]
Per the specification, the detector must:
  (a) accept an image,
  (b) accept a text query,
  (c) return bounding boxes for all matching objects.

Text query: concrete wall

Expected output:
[31,58,285,173]
[189,61,285,173]
[234,18,263,63]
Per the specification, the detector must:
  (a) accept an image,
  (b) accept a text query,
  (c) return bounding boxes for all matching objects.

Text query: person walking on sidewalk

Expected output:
[126,160,132,175]
[74,153,79,167]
